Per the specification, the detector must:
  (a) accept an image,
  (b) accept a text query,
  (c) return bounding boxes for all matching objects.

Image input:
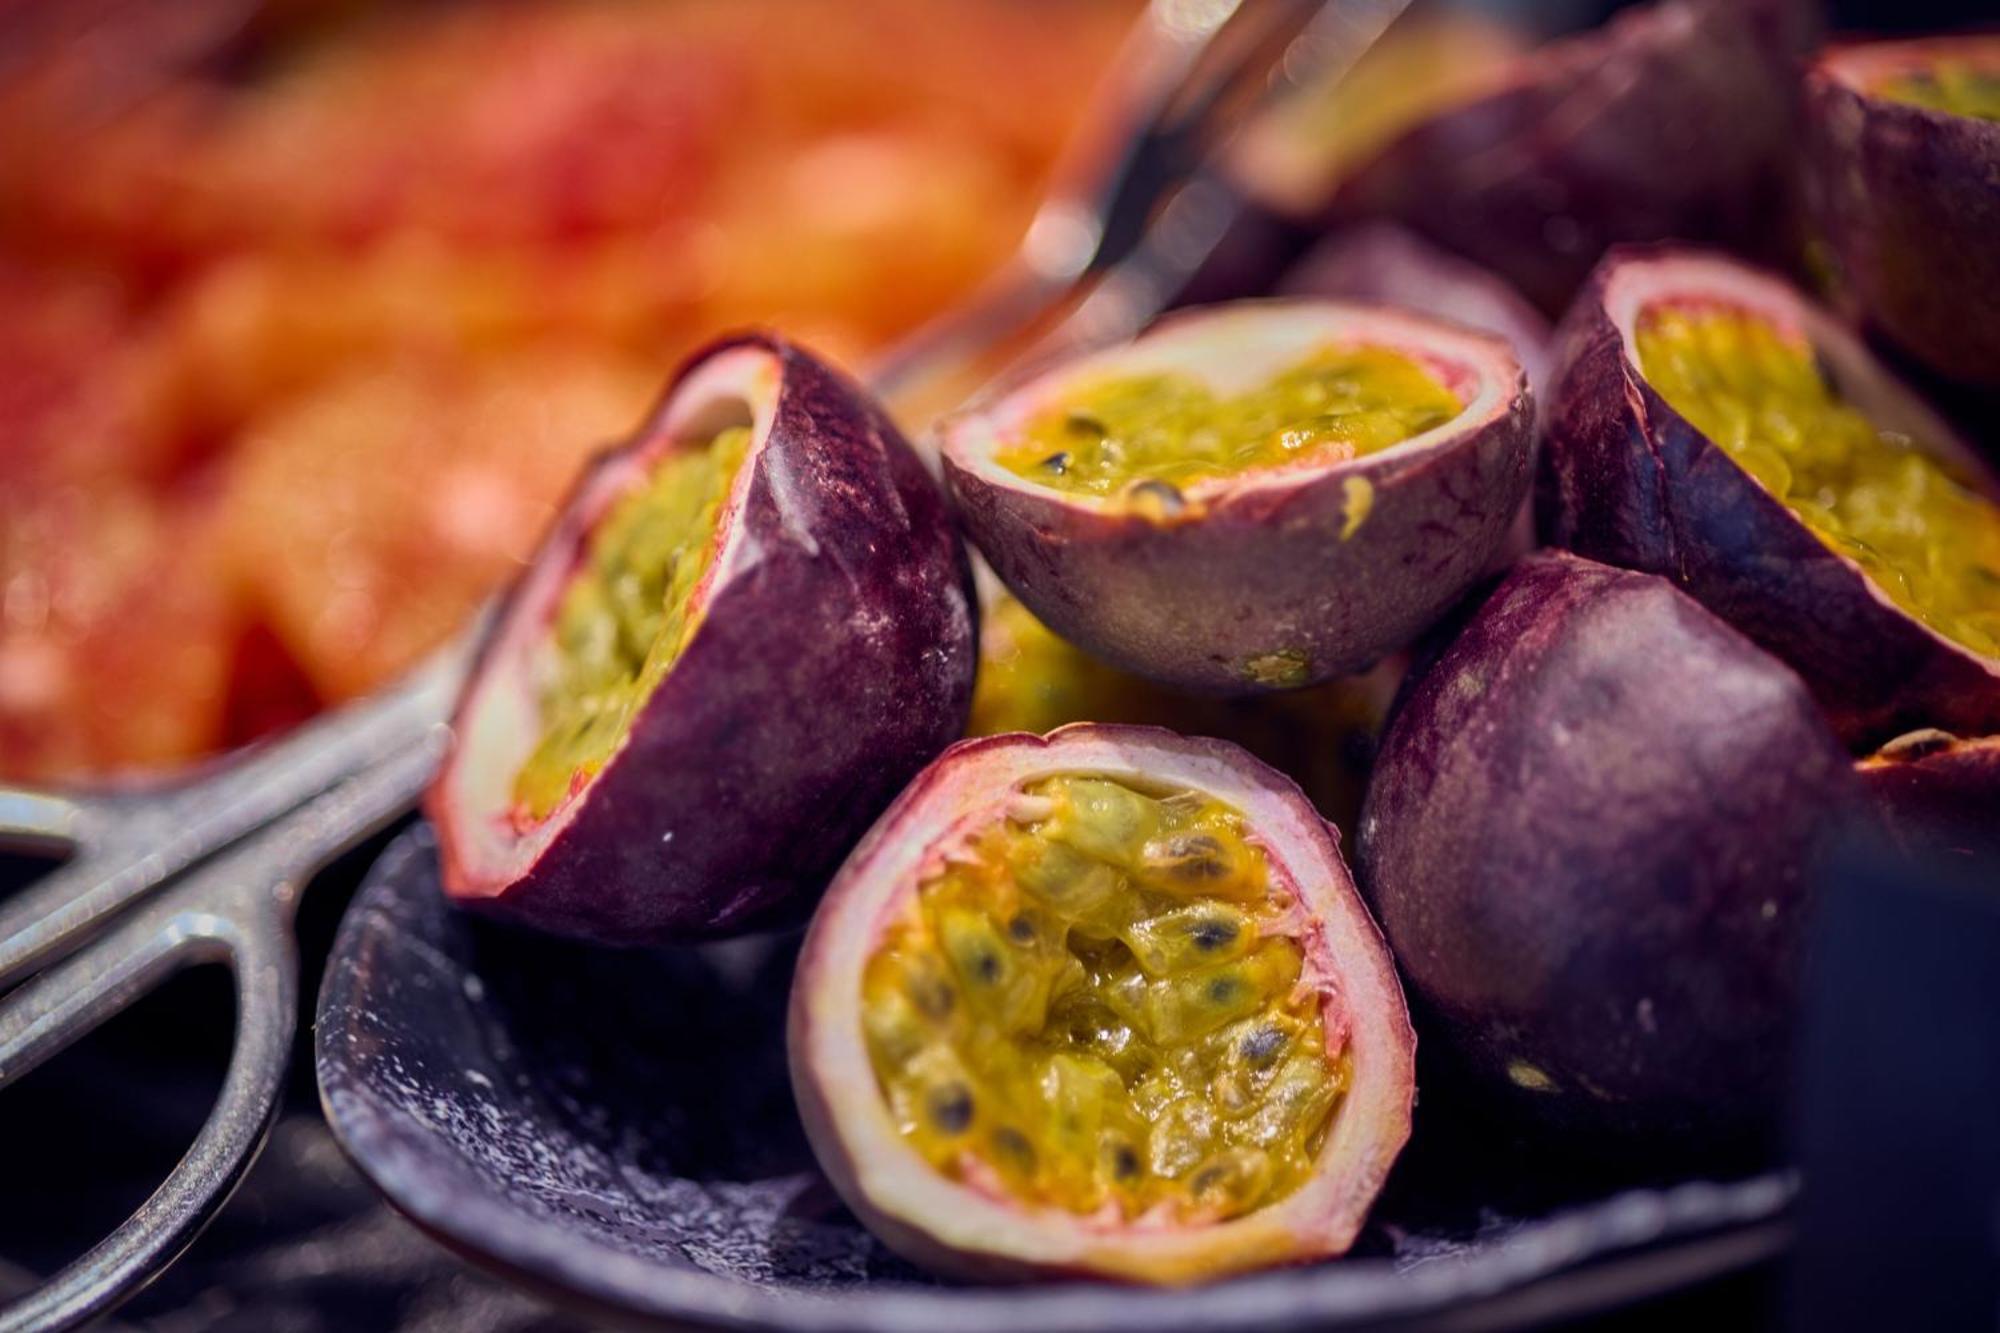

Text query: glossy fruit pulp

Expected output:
[997,344,1461,503]
[1637,305,2000,658]
[1881,62,2000,121]
[862,774,1344,1224]
[512,425,752,818]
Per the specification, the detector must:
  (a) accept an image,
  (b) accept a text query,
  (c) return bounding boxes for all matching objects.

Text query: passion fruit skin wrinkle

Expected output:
[1807,35,2000,389]
[1538,247,2000,748]
[790,724,1416,1285]
[942,301,1533,696]
[428,332,978,946]
[1358,551,1861,1143]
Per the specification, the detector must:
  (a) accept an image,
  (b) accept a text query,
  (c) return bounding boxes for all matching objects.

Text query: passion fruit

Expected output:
[1806,33,2000,389]
[789,724,1415,1284]
[968,580,1399,835]
[938,301,1531,695]
[1323,0,1814,315]
[1230,8,1534,228]
[1859,729,2000,863]
[1539,247,2000,746]
[427,332,976,945]
[1279,223,1552,397]
[1358,551,1861,1142]
[1177,8,1534,305]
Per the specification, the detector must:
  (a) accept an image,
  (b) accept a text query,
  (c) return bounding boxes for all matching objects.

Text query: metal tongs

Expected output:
[0,2,1409,1326]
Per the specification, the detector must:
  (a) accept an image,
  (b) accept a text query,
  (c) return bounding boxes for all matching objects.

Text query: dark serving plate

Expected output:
[315,824,1795,1332]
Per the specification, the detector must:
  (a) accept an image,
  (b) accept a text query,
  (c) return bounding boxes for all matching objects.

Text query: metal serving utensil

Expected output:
[868,0,1412,416]
[0,646,466,1333]
[0,1,1408,1326]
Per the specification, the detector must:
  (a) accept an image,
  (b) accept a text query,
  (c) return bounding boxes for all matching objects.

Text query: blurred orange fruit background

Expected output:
[0,0,1135,783]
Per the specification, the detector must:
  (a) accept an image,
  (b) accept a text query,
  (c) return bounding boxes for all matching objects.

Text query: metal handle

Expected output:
[0,897,294,1333]
[0,793,86,851]
[0,730,447,1332]
[0,635,468,991]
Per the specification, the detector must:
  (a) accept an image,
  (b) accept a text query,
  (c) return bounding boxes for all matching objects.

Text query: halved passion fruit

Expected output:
[790,724,1414,1284]
[427,333,976,945]
[1358,551,1860,1142]
[1806,33,2000,389]
[939,302,1531,695]
[1539,247,2000,746]
[1323,0,1814,315]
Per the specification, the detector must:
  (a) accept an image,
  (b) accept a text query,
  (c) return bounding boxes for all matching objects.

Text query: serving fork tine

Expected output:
[0,1,1410,1327]
[871,0,1413,418]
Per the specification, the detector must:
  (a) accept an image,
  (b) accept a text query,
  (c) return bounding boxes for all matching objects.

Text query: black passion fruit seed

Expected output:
[860,774,1343,1224]
[996,345,1461,501]
[512,424,752,818]
[1636,304,2000,657]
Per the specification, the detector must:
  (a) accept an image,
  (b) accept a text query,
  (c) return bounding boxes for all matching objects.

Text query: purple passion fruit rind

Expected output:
[1538,247,2000,747]
[940,301,1532,696]
[1358,551,1861,1142]
[429,333,977,945]
[1807,35,2000,389]
[1325,0,1815,316]
[1859,730,2000,861]
[789,724,1415,1285]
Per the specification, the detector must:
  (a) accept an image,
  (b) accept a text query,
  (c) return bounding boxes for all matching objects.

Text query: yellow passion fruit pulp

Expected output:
[1636,306,2000,658]
[998,345,1462,503]
[862,774,1344,1225]
[1880,62,2000,121]
[513,424,754,819]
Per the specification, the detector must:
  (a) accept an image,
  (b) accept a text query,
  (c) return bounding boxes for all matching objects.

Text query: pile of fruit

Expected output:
[22,0,1994,1291]
[423,0,1995,1288]
[431,0,2000,1285]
